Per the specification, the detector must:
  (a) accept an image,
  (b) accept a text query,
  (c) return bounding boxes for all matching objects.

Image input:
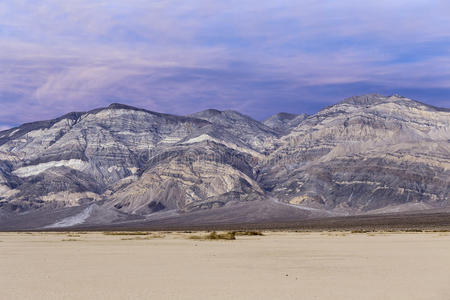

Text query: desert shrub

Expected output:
[351,230,370,234]
[103,231,150,236]
[66,234,80,237]
[233,231,264,236]
[189,231,236,240]
[121,234,164,241]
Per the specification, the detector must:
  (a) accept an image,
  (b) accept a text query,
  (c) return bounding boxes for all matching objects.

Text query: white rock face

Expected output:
[13,159,89,177]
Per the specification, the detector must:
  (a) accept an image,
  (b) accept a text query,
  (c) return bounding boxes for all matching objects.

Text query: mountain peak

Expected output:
[340,94,389,106]
[338,94,450,112]
[101,103,174,117]
[190,109,223,118]
[189,109,251,121]
[263,112,308,133]
[264,112,299,122]
[107,103,141,110]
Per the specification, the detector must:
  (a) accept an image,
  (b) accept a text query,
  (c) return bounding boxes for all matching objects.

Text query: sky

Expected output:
[0,0,449,130]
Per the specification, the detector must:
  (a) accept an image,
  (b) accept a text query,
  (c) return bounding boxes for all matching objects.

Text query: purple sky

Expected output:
[0,0,449,129]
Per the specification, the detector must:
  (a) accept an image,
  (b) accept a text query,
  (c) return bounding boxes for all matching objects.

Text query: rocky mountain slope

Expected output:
[260,95,449,214]
[0,94,449,229]
[263,112,308,134]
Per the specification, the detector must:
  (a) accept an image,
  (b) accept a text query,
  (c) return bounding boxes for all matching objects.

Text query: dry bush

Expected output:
[233,231,264,236]
[189,231,236,240]
[351,230,371,234]
[103,231,151,236]
[121,234,165,240]
[67,234,80,237]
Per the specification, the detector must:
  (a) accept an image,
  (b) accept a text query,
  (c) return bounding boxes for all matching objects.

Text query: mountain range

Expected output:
[0,94,449,230]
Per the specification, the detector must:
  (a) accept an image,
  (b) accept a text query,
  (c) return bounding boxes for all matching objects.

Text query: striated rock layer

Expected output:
[0,94,449,229]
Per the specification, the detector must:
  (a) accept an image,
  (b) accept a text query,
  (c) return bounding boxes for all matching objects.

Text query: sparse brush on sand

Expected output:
[233,231,264,236]
[121,234,165,240]
[2,231,450,300]
[66,234,81,237]
[103,231,151,236]
[189,231,236,240]
[350,230,373,234]
[189,231,263,240]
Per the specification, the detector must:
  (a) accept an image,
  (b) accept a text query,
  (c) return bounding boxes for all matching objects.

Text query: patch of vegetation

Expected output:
[189,231,236,240]
[404,229,423,232]
[103,231,151,236]
[325,232,348,236]
[233,231,264,236]
[61,239,81,242]
[66,234,80,237]
[150,234,165,239]
[121,234,165,240]
[351,230,371,234]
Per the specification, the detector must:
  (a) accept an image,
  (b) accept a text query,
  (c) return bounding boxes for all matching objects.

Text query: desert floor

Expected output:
[1,231,450,300]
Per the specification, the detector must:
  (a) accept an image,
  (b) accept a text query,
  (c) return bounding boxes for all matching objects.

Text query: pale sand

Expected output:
[1,231,450,300]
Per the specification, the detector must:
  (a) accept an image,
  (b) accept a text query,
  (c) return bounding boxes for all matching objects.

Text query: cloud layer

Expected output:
[0,0,449,128]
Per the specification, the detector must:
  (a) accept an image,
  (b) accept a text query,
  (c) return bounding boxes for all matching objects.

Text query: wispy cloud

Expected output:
[0,0,449,124]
